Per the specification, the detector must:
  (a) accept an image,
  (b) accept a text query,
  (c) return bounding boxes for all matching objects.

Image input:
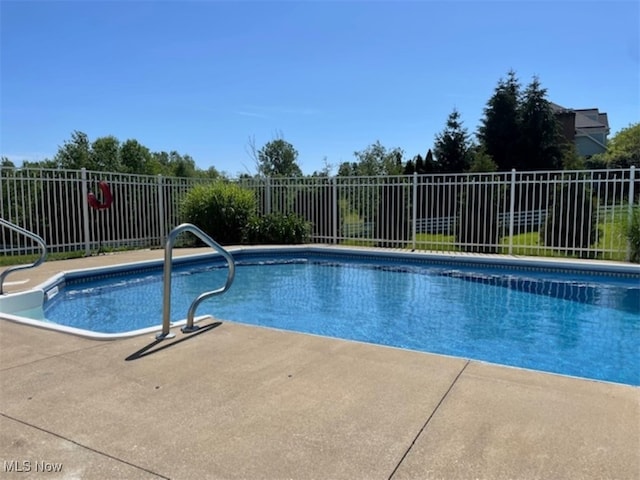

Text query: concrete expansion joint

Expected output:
[387,360,471,480]
[0,412,169,479]
[0,342,109,373]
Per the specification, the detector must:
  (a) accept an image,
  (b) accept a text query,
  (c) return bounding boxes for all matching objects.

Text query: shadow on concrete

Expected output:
[125,321,223,361]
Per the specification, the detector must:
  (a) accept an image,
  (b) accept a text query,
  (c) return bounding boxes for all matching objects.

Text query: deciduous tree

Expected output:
[257,138,302,177]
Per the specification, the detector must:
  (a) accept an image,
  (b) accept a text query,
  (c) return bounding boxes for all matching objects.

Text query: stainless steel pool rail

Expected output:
[0,218,47,295]
[158,223,235,340]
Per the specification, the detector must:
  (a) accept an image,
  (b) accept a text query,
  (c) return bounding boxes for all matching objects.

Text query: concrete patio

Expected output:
[1,249,638,479]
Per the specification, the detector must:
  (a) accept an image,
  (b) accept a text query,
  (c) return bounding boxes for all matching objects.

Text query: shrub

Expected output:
[456,180,502,253]
[543,182,598,258]
[625,207,640,263]
[181,182,256,245]
[243,213,310,244]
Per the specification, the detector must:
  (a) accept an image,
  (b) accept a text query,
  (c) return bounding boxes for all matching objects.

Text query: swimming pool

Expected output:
[3,247,639,386]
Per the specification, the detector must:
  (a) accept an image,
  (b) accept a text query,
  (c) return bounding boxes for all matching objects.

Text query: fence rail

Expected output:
[1,166,638,261]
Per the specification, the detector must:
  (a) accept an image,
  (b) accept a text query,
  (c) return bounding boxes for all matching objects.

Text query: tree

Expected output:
[517,77,562,170]
[544,182,598,257]
[54,130,92,170]
[477,70,521,171]
[168,151,197,177]
[403,157,416,175]
[433,109,472,173]
[405,151,435,175]
[468,147,498,172]
[120,139,154,174]
[590,123,640,168]
[257,138,302,177]
[91,136,121,172]
[350,141,404,176]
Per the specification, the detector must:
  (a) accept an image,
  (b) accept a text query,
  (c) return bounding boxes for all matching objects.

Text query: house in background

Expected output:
[551,103,610,157]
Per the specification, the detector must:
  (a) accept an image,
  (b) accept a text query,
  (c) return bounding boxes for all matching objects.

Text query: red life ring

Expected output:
[88,181,113,210]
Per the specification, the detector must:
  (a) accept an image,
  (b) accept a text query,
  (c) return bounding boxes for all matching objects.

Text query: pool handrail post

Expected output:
[158,223,235,340]
[0,219,47,295]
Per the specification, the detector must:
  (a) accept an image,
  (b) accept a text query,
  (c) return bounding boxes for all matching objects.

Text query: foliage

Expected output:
[477,71,565,172]
[17,130,218,178]
[338,141,404,176]
[257,138,302,177]
[181,182,256,245]
[543,182,598,257]
[91,135,122,172]
[561,143,585,170]
[590,123,640,168]
[468,147,498,172]
[456,181,502,253]
[477,70,521,171]
[625,207,640,263]
[243,213,310,244]
[120,139,155,174]
[54,130,92,170]
[433,109,472,173]
[517,77,563,170]
[404,149,435,175]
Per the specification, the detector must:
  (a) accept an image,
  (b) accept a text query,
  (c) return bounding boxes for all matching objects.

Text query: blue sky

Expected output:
[1,0,638,176]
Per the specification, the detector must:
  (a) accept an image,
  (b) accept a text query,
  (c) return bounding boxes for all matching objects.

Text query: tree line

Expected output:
[1,131,222,179]
[2,71,637,178]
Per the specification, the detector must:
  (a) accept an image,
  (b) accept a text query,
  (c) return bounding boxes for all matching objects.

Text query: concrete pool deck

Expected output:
[0,248,639,479]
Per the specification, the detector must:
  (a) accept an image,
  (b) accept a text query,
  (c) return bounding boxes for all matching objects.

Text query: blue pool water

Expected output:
[43,253,640,386]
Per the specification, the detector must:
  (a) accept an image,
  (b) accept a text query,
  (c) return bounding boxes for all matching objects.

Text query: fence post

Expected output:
[81,168,91,256]
[265,177,271,215]
[411,173,418,250]
[627,166,636,261]
[508,168,516,255]
[332,176,338,244]
[157,174,165,245]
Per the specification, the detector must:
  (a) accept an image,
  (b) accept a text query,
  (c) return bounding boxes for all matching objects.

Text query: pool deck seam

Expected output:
[0,340,110,373]
[0,413,169,479]
[387,359,471,480]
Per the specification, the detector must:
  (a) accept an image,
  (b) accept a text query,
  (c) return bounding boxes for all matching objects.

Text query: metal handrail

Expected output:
[157,223,235,340]
[0,218,47,295]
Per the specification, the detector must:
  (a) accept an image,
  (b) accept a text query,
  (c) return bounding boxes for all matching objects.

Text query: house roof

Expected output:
[551,103,609,132]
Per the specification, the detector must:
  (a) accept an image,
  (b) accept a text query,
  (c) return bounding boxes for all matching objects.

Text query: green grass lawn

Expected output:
[0,250,86,267]
[413,233,458,252]
[410,219,630,261]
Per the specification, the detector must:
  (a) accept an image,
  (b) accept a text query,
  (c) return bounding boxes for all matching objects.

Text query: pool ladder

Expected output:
[0,218,47,295]
[157,223,235,340]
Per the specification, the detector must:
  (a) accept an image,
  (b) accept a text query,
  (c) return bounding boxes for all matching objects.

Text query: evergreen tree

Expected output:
[478,70,521,171]
[403,159,415,175]
[518,77,562,170]
[423,149,436,173]
[433,109,472,173]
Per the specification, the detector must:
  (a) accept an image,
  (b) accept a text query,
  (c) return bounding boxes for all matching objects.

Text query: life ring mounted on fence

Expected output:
[88,181,113,210]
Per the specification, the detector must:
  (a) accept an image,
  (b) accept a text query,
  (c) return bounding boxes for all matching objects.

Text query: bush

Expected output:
[543,183,598,257]
[181,183,256,245]
[456,181,502,253]
[243,213,310,244]
[625,207,640,263]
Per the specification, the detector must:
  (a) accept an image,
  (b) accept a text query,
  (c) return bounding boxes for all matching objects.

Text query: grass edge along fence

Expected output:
[1,166,638,262]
